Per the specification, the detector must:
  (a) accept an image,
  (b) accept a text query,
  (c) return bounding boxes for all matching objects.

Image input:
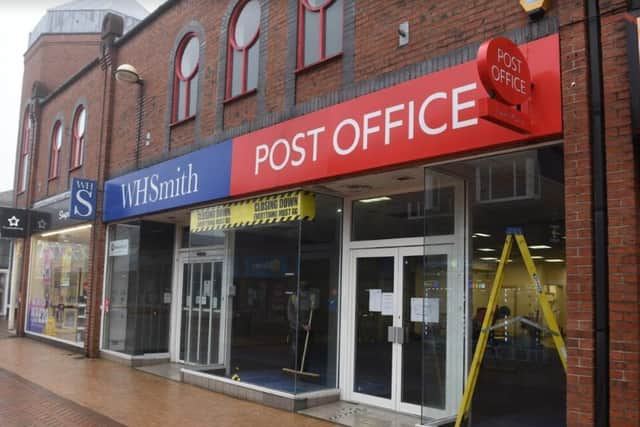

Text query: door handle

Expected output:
[388,326,395,343]
[387,326,405,344]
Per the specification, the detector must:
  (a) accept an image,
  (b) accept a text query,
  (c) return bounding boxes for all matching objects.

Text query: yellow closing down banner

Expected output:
[190,191,315,232]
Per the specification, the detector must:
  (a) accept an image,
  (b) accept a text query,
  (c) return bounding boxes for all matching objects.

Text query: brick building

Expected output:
[10,0,640,426]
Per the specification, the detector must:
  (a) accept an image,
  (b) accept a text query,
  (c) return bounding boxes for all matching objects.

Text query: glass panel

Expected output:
[401,255,423,406]
[247,41,259,92]
[423,146,567,425]
[304,9,320,65]
[27,225,92,344]
[180,36,199,78]
[103,221,174,355]
[421,254,448,409]
[234,0,260,48]
[76,107,86,138]
[209,261,223,364]
[189,73,198,116]
[352,189,454,241]
[178,80,187,120]
[181,226,225,248]
[231,49,244,97]
[354,256,393,399]
[55,125,63,150]
[197,262,212,364]
[187,262,202,363]
[298,194,342,389]
[325,0,343,57]
[188,192,341,395]
[21,155,29,192]
[180,263,191,361]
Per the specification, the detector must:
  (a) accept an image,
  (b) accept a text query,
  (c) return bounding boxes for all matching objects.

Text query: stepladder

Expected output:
[454,228,568,427]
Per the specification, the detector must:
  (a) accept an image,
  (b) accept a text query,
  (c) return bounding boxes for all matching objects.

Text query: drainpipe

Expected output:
[586,2,609,426]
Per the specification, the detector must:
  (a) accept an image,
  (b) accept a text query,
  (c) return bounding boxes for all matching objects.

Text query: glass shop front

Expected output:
[100,145,566,425]
[24,195,94,346]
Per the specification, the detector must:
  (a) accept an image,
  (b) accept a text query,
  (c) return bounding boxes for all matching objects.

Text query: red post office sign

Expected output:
[476,37,531,106]
[230,35,560,197]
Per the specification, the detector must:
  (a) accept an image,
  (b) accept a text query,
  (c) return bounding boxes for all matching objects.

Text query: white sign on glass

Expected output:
[109,239,129,257]
[368,289,382,312]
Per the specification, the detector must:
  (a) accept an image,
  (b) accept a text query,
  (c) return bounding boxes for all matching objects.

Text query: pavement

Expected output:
[0,334,336,427]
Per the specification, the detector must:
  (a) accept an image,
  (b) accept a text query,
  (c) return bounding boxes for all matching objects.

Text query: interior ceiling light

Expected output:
[528,244,552,249]
[476,248,495,252]
[531,255,545,259]
[359,196,391,204]
[41,224,92,237]
[479,257,498,261]
[545,259,564,263]
[472,233,491,238]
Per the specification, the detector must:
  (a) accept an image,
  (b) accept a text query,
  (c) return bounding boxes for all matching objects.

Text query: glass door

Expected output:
[351,248,396,410]
[179,258,225,367]
[349,245,462,417]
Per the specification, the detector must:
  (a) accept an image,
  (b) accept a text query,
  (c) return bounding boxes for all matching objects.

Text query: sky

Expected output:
[0,0,166,194]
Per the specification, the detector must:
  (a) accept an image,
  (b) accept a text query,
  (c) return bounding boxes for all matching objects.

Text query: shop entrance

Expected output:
[349,244,461,416]
[338,170,466,421]
[177,253,228,368]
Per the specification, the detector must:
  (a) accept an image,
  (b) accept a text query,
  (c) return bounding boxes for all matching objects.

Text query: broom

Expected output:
[282,307,320,379]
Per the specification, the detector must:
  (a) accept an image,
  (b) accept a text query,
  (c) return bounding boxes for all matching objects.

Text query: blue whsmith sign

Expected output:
[103,141,232,222]
[70,178,97,220]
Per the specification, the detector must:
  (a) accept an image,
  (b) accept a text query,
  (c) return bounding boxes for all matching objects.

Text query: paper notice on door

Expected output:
[381,292,394,316]
[368,289,382,312]
[410,297,424,322]
[424,298,440,323]
[203,280,212,296]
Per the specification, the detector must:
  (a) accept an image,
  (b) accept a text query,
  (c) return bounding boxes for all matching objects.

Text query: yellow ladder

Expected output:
[454,228,567,427]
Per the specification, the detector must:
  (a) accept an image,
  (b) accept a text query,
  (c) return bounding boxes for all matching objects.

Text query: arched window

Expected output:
[298,0,343,68]
[227,0,261,98]
[18,109,32,193]
[71,106,86,168]
[49,121,63,179]
[173,34,200,122]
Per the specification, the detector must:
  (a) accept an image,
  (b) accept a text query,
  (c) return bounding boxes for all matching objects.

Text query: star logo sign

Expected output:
[7,216,20,227]
[37,219,48,230]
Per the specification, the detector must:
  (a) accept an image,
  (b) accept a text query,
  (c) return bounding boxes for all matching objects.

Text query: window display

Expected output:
[26,224,91,344]
[188,192,342,394]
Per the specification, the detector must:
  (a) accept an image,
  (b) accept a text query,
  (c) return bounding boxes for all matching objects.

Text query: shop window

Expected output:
[187,193,342,394]
[172,34,200,122]
[298,0,343,68]
[18,109,31,193]
[26,225,92,345]
[70,106,86,168]
[49,121,63,179]
[351,189,455,241]
[422,145,566,426]
[102,221,174,355]
[226,0,261,99]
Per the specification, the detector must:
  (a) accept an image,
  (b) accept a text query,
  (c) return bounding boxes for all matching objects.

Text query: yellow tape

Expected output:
[190,191,315,232]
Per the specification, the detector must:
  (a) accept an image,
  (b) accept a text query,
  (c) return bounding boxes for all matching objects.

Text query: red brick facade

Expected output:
[12,1,640,426]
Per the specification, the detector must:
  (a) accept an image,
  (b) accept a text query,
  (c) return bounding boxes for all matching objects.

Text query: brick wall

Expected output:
[600,3,640,426]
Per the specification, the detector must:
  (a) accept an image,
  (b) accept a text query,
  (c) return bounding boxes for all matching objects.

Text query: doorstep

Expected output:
[181,368,340,412]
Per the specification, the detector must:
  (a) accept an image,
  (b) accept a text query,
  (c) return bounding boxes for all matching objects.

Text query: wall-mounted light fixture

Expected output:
[115,64,142,84]
[115,64,145,167]
[519,0,550,21]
